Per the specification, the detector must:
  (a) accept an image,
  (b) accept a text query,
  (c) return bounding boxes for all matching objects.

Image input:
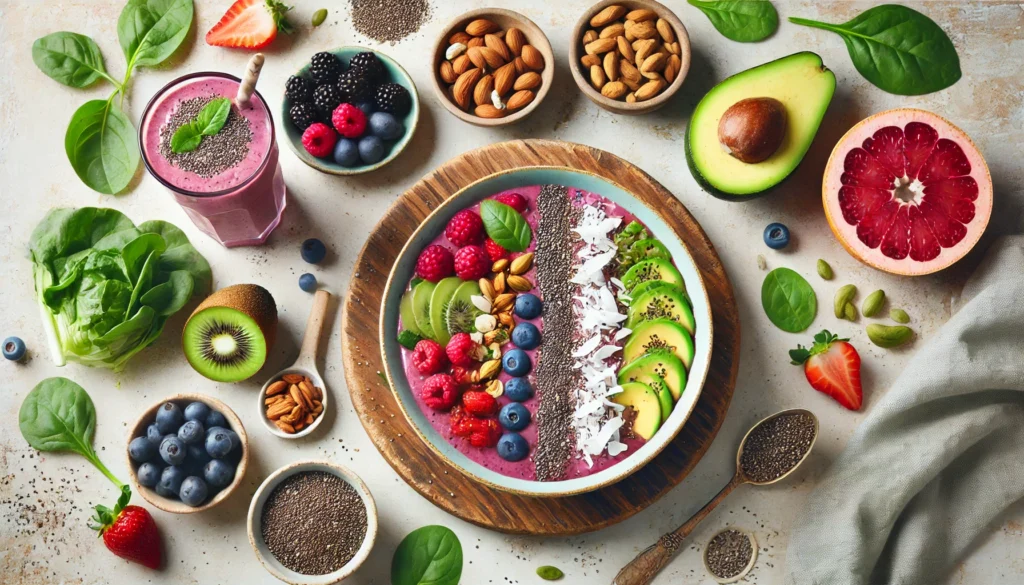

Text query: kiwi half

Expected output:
[183,284,277,383]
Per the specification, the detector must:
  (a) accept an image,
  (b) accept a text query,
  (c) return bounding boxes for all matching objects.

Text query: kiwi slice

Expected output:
[183,284,277,383]
[445,280,482,336]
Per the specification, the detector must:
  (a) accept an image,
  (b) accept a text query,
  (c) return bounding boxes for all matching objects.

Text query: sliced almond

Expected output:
[506,28,526,56]
[466,18,499,37]
[474,104,506,118]
[581,54,601,68]
[474,74,495,107]
[590,4,627,28]
[590,64,607,90]
[656,18,675,43]
[514,71,541,91]
[506,89,534,110]
[600,23,625,39]
[603,51,620,82]
[601,80,628,99]
[509,252,534,275]
[485,34,512,62]
[266,380,288,396]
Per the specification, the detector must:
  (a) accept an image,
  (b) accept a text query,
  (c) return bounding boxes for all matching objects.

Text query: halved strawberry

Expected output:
[790,330,863,410]
[206,0,293,50]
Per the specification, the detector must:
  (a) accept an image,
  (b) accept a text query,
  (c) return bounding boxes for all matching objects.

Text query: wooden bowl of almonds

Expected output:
[570,0,690,114]
[432,8,554,126]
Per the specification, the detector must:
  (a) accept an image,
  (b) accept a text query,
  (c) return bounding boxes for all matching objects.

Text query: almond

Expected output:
[583,29,599,44]
[590,64,607,90]
[507,89,534,110]
[266,400,293,420]
[465,18,499,37]
[485,34,512,62]
[304,413,314,425]
[584,37,616,55]
[617,35,635,62]
[494,62,517,95]
[620,58,642,85]
[290,384,311,412]
[282,373,303,384]
[479,359,502,381]
[467,46,499,70]
[510,252,534,275]
[666,41,680,55]
[474,74,494,106]
[513,71,541,91]
[492,258,510,273]
[497,312,515,328]
[665,54,681,83]
[624,19,636,41]
[640,52,667,76]
[600,23,625,39]
[452,54,471,74]
[467,36,485,48]
[634,39,657,66]
[590,4,627,28]
[479,278,496,301]
[603,51,620,82]
[513,56,529,75]
[626,91,637,103]
[631,20,657,40]
[453,68,482,110]
[581,54,601,68]
[505,28,526,56]
[474,104,506,118]
[635,77,666,101]
[265,395,285,406]
[656,18,675,43]
[626,8,657,22]
[450,31,472,45]
[266,380,288,396]
[601,80,628,99]
[492,293,516,312]
[521,45,545,70]
[298,380,317,403]
[493,271,506,294]
[275,420,295,434]
[439,60,458,84]
[506,275,533,292]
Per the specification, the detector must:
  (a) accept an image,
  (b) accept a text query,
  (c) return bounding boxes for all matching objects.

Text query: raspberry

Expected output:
[301,123,337,158]
[421,374,460,411]
[462,390,497,416]
[450,366,473,386]
[446,333,478,367]
[484,238,508,262]
[494,193,528,213]
[450,405,474,437]
[453,245,491,280]
[411,340,447,376]
[415,245,454,282]
[445,209,484,247]
[331,103,367,138]
[468,418,502,448]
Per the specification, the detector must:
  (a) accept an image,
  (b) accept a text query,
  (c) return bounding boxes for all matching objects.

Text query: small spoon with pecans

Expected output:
[612,409,818,585]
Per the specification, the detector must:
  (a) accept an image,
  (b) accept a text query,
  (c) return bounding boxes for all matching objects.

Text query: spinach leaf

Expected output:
[761,267,817,333]
[64,99,140,195]
[118,0,195,69]
[194,98,231,136]
[391,525,463,585]
[32,32,113,88]
[170,123,202,153]
[687,0,779,42]
[480,200,532,252]
[790,5,961,95]
[138,219,213,294]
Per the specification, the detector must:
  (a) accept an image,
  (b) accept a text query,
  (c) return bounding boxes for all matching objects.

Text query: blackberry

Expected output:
[349,52,386,84]
[337,70,374,103]
[309,52,342,85]
[313,84,344,116]
[285,75,314,103]
[289,102,320,130]
[375,82,412,116]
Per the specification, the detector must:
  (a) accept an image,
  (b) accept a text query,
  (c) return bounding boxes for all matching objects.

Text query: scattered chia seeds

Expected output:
[350,0,431,44]
[705,529,754,580]
[739,412,816,484]
[260,471,368,575]
[158,95,252,178]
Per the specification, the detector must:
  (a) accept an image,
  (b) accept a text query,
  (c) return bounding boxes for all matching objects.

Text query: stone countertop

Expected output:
[1,1,1021,584]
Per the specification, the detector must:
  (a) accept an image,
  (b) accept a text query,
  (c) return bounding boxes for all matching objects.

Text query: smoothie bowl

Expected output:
[380,167,712,496]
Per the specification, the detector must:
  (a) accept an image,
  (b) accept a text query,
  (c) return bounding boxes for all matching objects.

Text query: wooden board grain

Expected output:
[341,139,739,535]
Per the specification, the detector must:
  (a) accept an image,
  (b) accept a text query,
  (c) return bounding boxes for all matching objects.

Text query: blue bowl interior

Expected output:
[281,47,419,175]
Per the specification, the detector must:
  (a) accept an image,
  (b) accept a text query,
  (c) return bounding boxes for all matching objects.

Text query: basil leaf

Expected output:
[480,200,532,252]
[391,526,463,585]
[789,5,961,95]
[65,100,140,195]
[687,0,778,42]
[118,0,194,69]
[194,98,231,136]
[761,267,817,333]
[32,32,109,88]
[170,122,202,153]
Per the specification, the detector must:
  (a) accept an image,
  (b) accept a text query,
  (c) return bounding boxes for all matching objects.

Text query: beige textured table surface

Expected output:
[1,1,1022,584]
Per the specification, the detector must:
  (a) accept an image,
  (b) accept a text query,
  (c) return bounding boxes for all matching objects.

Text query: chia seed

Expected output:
[705,529,753,580]
[350,0,431,45]
[158,95,252,178]
[260,471,368,575]
[739,412,816,484]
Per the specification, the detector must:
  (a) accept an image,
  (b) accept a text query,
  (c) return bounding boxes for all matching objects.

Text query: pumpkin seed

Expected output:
[817,259,833,280]
[866,323,913,348]
[312,8,328,27]
[890,308,910,324]
[862,289,885,317]
[834,284,857,319]
[537,565,564,580]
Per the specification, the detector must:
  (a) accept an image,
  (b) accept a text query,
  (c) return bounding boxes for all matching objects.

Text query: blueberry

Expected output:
[763,222,790,249]
[136,462,163,488]
[358,135,386,164]
[129,436,157,463]
[356,101,376,115]
[204,459,236,489]
[368,111,403,140]
[497,433,530,462]
[179,476,209,507]
[183,402,210,423]
[177,420,205,444]
[301,238,327,264]
[514,293,542,320]
[333,137,360,167]
[159,436,186,466]
[156,465,185,498]
[505,377,534,402]
[186,444,211,468]
[205,427,234,459]
[3,336,26,361]
[154,402,184,434]
[511,322,541,350]
[145,423,164,448]
[498,403,531,432]
[502,349,531,377]
[299,273,318,292]
[204,410,227,430]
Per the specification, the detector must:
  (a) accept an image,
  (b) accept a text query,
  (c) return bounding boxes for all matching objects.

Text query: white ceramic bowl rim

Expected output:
[258,367,328,439]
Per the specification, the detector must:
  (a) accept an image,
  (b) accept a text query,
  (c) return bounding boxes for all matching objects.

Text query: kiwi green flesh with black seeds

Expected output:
[429,277,462,344]
[445,280,482,337]
[183,284,277,383]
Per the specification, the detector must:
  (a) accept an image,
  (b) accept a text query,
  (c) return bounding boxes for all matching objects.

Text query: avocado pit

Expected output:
[718,97,788,164]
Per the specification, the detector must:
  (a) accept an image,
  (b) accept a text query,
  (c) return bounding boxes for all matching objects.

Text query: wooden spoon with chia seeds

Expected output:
[612,409,819,585]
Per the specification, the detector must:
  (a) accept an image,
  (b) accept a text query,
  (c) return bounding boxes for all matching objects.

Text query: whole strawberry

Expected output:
[453,245,491,280]
[790,330,863,410]
[90,486,162,570]
[445,209,484,247]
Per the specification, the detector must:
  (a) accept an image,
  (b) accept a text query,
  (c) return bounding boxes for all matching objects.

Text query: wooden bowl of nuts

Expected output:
[570,0,690,114]
[432,8,554,126]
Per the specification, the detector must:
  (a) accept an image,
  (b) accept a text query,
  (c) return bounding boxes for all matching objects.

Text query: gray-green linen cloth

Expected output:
[787,235,1024,585]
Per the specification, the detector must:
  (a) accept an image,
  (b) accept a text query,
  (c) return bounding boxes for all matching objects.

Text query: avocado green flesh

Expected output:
[429,277,462,344]
[622,258,684,292]
[611,382,662,440]
[627,287,695,333]
[399,289,423,337]
[623,319,695,369]
[618,352,688,401]
[686,52,836,199]
[411,281,436,339]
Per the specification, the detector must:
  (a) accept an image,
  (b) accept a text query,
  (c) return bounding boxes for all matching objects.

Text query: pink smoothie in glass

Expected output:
[140,73,285,247]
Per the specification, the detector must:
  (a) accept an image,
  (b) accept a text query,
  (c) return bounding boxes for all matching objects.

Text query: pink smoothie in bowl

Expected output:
[396,184,696,483]
[140,73,286,247]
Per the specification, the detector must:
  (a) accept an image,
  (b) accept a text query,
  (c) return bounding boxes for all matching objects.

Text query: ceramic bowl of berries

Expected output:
[126,394,249,514]
[379,166,713,497]
[283,47,419,175]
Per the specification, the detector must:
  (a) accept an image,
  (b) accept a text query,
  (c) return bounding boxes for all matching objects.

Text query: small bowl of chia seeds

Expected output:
[703,527,758,583]
[247,460,377,584]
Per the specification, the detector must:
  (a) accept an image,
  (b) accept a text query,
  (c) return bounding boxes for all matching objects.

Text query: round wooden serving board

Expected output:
[341,140,740,535]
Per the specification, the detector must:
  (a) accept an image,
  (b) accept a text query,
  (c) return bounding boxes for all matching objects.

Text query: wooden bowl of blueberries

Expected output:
[126,394,249,514]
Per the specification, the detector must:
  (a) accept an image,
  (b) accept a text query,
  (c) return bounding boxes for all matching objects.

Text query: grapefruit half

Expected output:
[823,109,992,276]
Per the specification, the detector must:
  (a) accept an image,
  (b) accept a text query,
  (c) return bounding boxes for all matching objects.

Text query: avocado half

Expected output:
[685,52,836,201]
